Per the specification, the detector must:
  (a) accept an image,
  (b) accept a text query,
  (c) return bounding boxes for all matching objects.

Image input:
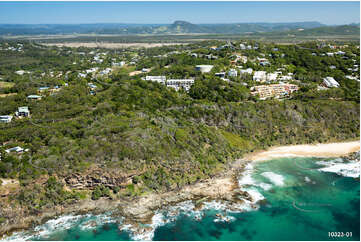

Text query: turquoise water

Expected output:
[6,156,360,241]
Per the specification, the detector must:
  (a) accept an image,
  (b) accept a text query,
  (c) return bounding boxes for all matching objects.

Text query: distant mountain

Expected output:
[0,21,327,35]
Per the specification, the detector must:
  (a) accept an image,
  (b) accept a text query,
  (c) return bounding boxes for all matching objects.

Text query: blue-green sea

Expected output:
[5,156,360,241]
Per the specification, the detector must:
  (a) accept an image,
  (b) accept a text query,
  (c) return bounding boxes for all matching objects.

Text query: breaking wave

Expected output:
[316,158,360,178]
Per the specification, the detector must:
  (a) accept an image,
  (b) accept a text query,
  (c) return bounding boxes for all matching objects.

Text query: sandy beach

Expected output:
[244,141,360,161]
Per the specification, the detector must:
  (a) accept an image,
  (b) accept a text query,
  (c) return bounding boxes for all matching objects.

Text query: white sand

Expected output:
[245,141,360,161]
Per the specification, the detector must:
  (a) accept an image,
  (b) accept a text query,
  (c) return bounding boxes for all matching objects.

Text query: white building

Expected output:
[345,75,360,81]
[228,69,238,77]
[253,71,267,82]
[5,146,24,154]
[16,107,30,117]
[279,75,293,81]
[0,115,13,123]
[323,77,340,88]
[86,67,98,74]
[239,68,253,75]
[145,76,166,84]
[326,52,334,57]
[15,70,30,75]
[99,68,112,75]
[112,61,125,67]
[195,65,214,73]
[266,73,278,82]
[167,79,195,92]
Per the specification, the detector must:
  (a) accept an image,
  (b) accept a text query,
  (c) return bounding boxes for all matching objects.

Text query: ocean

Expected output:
[4,156,360,241]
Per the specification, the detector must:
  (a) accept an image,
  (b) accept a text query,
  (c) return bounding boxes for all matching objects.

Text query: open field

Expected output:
[0,93,17,98]
[1,33,359,45]
[43,42,189,49]
[0,81,15,88]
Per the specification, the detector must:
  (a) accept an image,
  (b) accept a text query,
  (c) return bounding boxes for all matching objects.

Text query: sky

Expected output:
[0,1,359,25]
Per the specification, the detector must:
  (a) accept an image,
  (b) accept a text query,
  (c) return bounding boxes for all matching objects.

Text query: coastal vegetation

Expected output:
[0,38,359,236]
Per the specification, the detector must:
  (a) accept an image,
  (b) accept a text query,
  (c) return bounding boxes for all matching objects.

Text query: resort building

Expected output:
[166,79,195,92]
[251,83,299,100]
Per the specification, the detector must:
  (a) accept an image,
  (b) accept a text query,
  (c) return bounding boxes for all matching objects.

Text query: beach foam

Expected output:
[261,172,285,186]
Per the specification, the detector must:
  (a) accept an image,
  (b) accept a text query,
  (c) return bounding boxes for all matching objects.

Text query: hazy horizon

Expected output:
[0,1,359,25]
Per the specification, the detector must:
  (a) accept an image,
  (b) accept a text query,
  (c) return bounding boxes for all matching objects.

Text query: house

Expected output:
[27,95,42,100]
[215,72,226,78]
[142,68,150,73]
[346,75,360,81]
[166,79,194,92]
[195,65,214,73]
[15,70,29,75]
[112,61,126,67]
[88,83,97,90]
[38,87,50,93]
[336,51,345,55]
[326,52,334,57]
[0,115,13,123]
[99,68,112,75]
[205,54,218,60]
[329,65,336,70]
[5,146,24,154]
[240,44,246,50]
[239,56,248,63]
[86,67,99,74]
[16,106,30,117]
[228,69,238,77]
[253,71,267,82]
[323,77,340,88]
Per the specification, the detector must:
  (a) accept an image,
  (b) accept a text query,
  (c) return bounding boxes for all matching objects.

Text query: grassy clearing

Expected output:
[0,93,16,98]
[0,81,15,88]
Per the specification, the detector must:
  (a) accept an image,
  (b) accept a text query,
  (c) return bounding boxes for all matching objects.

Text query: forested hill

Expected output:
[0,21,326,35]
[249,24,360,37]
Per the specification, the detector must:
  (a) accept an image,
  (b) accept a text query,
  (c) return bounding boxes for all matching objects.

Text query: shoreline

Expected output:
[243,141,360,162]
[1,140,360,239]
